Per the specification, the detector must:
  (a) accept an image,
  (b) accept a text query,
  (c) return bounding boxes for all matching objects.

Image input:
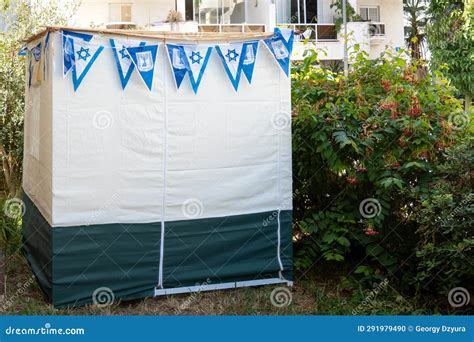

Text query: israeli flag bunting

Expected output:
[263,27,294,77]
[215,41,259,91]
[43,32,51,80]
[28,42,42,88]
[62,30,104,91]
[241,41,259,84]
[126,44,159,91]
[110,39,147,90]
[166,44,188,89]
[18,46,28,56]
[166,44,212,94]
[38,29,295,93]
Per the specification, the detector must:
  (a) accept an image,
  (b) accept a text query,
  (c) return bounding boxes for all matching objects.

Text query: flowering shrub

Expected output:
[291,48,472,298]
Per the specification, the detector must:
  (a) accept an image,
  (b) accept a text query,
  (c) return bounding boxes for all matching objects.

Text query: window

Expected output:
[193,0,245,24]
[276,0,318,24]
[359,6,380,22]
[108,3,132,22]
[185,0,193,21]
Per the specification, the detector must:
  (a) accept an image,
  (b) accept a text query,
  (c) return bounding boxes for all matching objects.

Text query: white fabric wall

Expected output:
[47,31,292,227]
[23,37,53,224]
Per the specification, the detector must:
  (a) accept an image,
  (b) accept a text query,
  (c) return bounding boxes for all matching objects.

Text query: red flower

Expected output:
[419,151,430,159]
[407,96,422,117]
[380,79,391,92]
[364,227,381,236]
[347,177,359,185]
[390,162,401,169]
[401,72,414,83]
[380,101,398,111]
[408,107,422,117]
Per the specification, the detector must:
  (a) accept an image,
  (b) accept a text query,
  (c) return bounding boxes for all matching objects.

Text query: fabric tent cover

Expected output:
[22,28,293,308]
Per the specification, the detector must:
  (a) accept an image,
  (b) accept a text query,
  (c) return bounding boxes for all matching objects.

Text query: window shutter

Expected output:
[109,4,121,22]
[368,7,379,22]
[121,5,132,22]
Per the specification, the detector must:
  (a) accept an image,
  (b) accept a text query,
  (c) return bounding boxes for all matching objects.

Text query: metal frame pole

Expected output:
[343,0,349,76]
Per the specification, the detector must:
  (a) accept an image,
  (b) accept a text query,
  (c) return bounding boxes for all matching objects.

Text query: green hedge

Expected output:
[291,48,473,301]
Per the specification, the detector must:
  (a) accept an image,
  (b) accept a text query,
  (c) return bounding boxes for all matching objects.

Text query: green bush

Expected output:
[0,198,23,255]
[291,47,472,299]
[407,139,473,296]
[0,0,79,195]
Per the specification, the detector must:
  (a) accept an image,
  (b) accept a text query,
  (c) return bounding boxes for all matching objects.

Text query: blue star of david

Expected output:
[119,46,130,59]
[190,51,203,64]
[225,49,239,62]
[77,47,91,61]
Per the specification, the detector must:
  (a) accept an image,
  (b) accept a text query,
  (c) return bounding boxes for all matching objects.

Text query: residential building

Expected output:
[72,0,405,61]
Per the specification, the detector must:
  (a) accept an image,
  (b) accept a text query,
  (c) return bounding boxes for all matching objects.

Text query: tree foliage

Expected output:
[0,0,78,195]
[404,0,429,60]
[330,0,363,31]
[426,0,474,108]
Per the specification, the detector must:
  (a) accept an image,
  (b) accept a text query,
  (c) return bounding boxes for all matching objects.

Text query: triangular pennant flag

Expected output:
[264,28,294,77]
[182,45,212,94]
[215,42,245,91]
[166,44,189,90]
[110,39,146,90]
[62,30,104,91]
[43,32,51,80]
[126,44,159,91]
[241,41,259,85]
[18,46,27,56]
[215,41,258,91]
[62,30,93,77]
[278,27,294,43]
[28,42,42,88]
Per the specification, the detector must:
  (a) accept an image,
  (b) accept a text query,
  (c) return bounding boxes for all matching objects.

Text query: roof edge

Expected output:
[25,26,273,44]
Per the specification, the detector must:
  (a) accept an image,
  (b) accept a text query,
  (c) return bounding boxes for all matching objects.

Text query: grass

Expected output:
[0,195,467,315]
[1,254,440,315]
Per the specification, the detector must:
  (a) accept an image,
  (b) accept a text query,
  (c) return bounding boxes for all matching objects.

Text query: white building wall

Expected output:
[292,22,370,61]
[71,0,405,61]
[318,0,337,23]
[245,0,276,29]
[356,0,405,58]
[73,0,176,28]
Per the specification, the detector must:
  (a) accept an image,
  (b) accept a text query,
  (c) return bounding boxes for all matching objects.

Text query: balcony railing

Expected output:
[198,24,266,33]
[277,24,338,42]
[279,22,386,41]
[369,23,386,37]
